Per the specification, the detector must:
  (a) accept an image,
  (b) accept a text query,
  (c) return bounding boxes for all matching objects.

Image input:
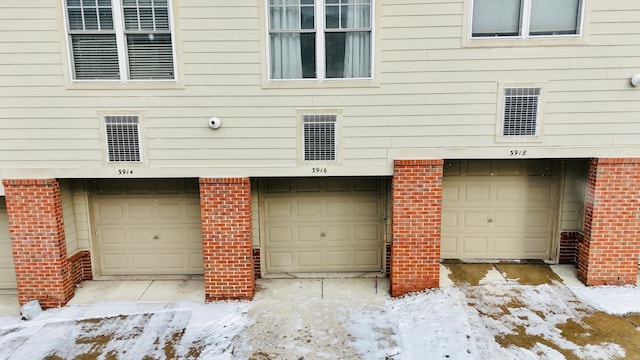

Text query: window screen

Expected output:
[502,88,540,136]
[303,114,337,161]
[105,115,142,162]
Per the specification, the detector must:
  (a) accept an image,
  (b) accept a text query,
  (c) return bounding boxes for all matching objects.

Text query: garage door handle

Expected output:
[153,235,159,239]
[487,219,494,223]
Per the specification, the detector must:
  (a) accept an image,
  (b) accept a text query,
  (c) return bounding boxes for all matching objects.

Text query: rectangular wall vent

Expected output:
[105,115,142,162]
[303,114,337,161]
[503,87,541,136]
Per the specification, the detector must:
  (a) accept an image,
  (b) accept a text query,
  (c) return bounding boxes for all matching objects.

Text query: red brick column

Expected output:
[199,177,254,301]
[391,159,444,297]
[578,158,640,285]
[2,179,74,308]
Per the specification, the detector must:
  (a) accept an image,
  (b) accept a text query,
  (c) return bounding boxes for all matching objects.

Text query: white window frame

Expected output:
[265,0,374,82]
[62,0,178,82]
[470,0,585,40]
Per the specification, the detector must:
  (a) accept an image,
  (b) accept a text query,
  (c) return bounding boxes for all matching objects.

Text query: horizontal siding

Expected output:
[0,1,639,176]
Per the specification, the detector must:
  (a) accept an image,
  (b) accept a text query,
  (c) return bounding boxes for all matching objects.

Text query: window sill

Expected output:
[66,80,185,91]
[463,35,588,48]
[262,78,379,89]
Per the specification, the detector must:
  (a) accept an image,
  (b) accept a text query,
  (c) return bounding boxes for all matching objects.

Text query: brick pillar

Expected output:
[2,179,74,308]
[578,158,640,286]
[199,177,254,301]
[391,159,444,297]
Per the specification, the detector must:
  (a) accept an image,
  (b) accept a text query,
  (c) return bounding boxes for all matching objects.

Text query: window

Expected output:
[64,0,175,81]
[105,115,142,162]
[471,0,583,38]
[502,88,540,136]
[302,114,337,161]
[267,0,372,80]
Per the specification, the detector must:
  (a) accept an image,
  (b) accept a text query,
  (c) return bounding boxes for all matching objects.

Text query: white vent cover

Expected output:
[105,115,142,162]
[503,87,541,136]
[303,114,337,161]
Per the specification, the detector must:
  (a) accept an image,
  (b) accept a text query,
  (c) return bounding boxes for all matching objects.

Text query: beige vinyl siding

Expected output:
[559,160,589,232]
[60,180,79,255]
[0,1,639,177]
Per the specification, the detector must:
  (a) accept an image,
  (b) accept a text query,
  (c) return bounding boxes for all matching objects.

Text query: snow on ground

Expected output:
[0,283,639,359]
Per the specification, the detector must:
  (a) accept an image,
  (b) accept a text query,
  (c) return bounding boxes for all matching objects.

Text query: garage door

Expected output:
[92,180,203,276]
[0,198,17,289]
[263,177,384,273]
[441,160,558,260]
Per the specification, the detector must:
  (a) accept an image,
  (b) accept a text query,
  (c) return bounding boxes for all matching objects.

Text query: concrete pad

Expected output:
[138,280,204,302]
[550,265,584,286]
[68,280,153,304]
[0,294,19,316]
[323,278,390,300]
[254,279,323,300]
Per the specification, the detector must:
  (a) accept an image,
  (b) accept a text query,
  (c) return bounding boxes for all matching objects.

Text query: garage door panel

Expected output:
[96,203,125,221]
[327,251,349,266]
[266,201,292,217]
[494,211,521,228]
[160,253,187,270]
[355,200,378,217]
[442,160,557,260]
[298,201,321,216]
[466,185,491,201]
[298,251,322,267]
[463,237,490,254]
[355,250,380,266]
[98,229,127,245]
[442,211,459,228]
[267,251,293,270]
[526,211,552,227]
[93,180,203,276]
[157,203,181,219]
[327,226,349,243]
[496,185,522,201]
[266,226,292,244]
[132,254,155,271]
[130,228,155,245]
[327,200,349,216]
[158,228,183,245]
[355,224,379,242]
[100,253,128,272]
[299,226,321,242]
[264,178,384,273]
[464,211,490,227]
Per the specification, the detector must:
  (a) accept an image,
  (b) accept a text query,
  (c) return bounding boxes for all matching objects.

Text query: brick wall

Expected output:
[253,248,261,279]
[2,179,75,308]
[559,231,580,264]
[391,159,444,297]
[68,250,93,285]
[578,158,640,285]
[199,177,254,301]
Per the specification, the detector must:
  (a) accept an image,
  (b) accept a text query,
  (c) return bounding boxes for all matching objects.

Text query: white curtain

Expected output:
[343,2,371,78]
[270,2,303,79]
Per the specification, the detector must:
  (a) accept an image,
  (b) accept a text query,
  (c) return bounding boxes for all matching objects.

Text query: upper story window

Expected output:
[471,0,583,39]
[64,0,175,81]
[267,0,372,81]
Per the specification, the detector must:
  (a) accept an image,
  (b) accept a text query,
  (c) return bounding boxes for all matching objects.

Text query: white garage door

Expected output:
[441,160,558,260]
[0,198,17,289]
[92,180,203,276]
[263,177,384,273]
